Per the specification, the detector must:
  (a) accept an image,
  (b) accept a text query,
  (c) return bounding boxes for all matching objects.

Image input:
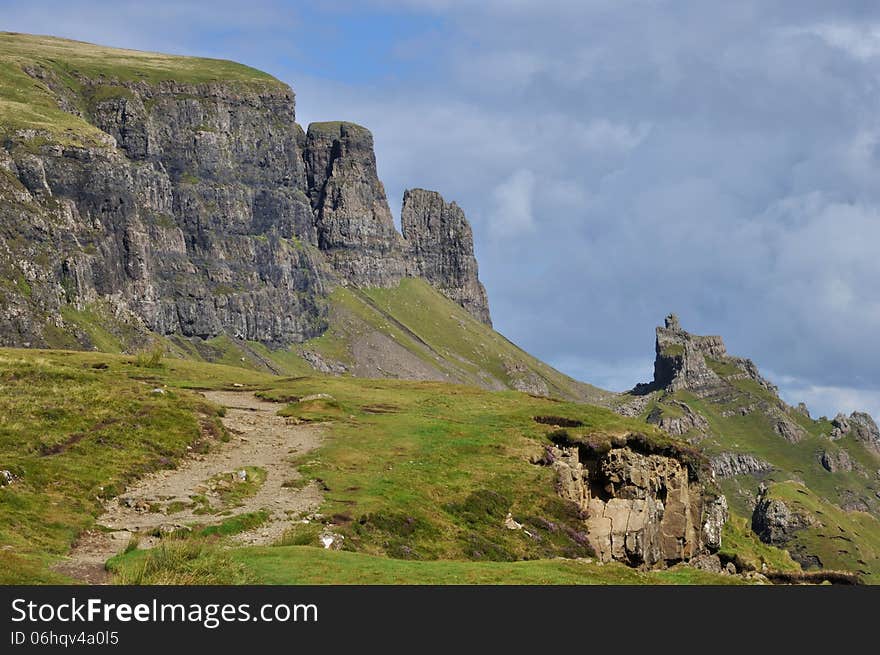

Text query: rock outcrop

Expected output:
[304,122,406,287]
[831,412,880,451]
[2,77,329,347]
[401,188,491,325]
[646,400,709,439]
[636,313,776,396]
[819,449,853,473]
[709,452,774,479]
[751,485,815,546]
[546,436,726,567]
[0,46,491,350]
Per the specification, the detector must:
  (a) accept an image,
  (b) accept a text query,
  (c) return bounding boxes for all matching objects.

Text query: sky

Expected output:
[4,0,880,419]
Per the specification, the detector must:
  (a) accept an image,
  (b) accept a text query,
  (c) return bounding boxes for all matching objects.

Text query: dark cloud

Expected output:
[4,1,880,417]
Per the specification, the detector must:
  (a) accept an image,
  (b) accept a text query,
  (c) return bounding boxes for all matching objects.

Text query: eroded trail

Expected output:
[56,391,323,583]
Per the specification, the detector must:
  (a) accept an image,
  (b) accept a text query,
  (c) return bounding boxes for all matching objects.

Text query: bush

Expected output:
[134,346,165,368]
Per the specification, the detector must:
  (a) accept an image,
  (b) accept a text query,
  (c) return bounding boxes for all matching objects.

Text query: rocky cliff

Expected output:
[0,33,492,353]
[618,313,880,580]
[544,431,727,567]
[401,188,491,325]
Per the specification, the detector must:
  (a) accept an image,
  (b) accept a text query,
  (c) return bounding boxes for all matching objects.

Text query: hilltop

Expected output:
[616,314,880,580]
[0,32,598,399]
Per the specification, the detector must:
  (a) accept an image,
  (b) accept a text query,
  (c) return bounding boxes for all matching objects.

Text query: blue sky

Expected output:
[5,1,880,419]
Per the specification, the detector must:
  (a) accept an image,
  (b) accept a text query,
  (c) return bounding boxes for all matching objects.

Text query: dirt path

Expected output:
[55,391,323,583]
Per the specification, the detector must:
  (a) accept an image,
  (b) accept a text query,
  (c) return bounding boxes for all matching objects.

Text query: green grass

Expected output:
[257,374,661,562]
[109,543,743,585]
[304,279,611,404]
[718,514,801,574]
[765,481,880,583]
[0,32,285,147]
[0,349,245,582]
[207,466,267,510]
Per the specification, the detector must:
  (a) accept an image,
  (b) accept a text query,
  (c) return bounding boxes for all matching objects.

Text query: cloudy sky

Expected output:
[5,1,880,418]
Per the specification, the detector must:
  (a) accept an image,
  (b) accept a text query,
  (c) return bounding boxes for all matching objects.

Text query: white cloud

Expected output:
[797,22,880,60]
[775,375,880,422]
[488,169,537,238]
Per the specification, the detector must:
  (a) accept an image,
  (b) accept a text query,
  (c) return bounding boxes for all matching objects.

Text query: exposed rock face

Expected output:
[0,68,491,348]
[637,313,777,396]
[751,486,815,546]
[772,411,806,444]
[2,77,329,347]
[548,442,726,567]
[650,314,725,392]
[304,122,406,287]
[847,412,880,451]
[819,449,853,473]
[829,412,880,451]
[401,188,491,324]
[710,452,774,479]
[646,400,709,438]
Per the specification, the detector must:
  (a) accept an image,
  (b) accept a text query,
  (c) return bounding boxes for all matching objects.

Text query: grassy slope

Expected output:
[303,279,612,404]
[641,362,880,581]
[109,542,740,585]
[0,32,283,146]
[1,347,763,585]
[0,348,275,582]
[257,375,650,562]
[766,481,880,583]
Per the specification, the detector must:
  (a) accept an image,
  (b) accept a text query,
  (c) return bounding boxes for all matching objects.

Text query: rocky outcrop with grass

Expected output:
[544,429,727,567]
[401,188,491,325]
[0,33,491,351]
[618,313,880,580]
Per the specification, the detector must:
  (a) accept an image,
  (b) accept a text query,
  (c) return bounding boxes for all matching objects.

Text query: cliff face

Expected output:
[402,188,491,325]
[2,76,329,347]
[547,433,727,567]
[0,35,492,351]
[304,122,406,288]
[618,314,880,580]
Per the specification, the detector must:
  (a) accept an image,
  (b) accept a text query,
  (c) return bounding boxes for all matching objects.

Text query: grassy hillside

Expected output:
[33,280,604,404]
[108,543,740,585]
[300,279,612,404]
[0,32,284,146]
[1,346,781,585]
[0,348,274,583]
[636,356,880,582]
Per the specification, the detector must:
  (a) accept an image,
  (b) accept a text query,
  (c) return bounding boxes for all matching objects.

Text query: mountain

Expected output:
[0,33,602,398]
[616,314,880,580]
[1,33,878,585]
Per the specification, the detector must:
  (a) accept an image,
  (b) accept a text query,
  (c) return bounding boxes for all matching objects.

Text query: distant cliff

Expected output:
[0,33,491,353]
[616,313,880,578]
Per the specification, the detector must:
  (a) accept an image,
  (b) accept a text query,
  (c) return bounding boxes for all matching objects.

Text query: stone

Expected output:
[848,412,880,451]
[751,486,815,545]
[646,400,709,437]
[793,402,811,418]
[549,443,726,567]
[819,449,853,473]
[709,452,773,479]
[772,413,806,444]
[504,512,523,530]
[401,188,491,325]
[0,470,15,486]
[0,70,491,355]
[689,553,723,573]
[300,393,335,402]
[304,122,407,287]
